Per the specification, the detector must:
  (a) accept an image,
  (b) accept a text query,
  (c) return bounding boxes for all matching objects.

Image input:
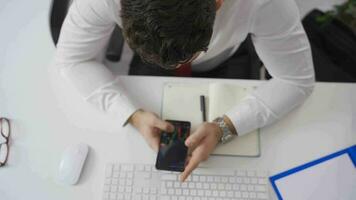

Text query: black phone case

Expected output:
[155,120,191,172]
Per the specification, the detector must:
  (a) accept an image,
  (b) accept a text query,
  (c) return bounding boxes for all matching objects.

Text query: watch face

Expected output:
[222,133,235,144]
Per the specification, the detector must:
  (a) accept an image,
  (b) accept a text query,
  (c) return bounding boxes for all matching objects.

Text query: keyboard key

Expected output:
[103,185,110,192]
[196,182,202,189]
[127,172,134,178]
[112,178,119,185]
[210,183,217,189]
[124,194,131,200]
[136,165,144,171]
[228,177,235,183]
[106,165,113,177]
[174,182,181,188]
[219,191,226,197]
[188,183,195,189]
[110,186,117,192]
[192,175,199,182]
[109,193,116,200]
[235,191,241,198]
[251,178,258,184]
[233,184,239,190]
[161,196,170,200]
[103,192,109,200]
[243,177,250,184]
[242,192,249,198]
[168,189,175,195]
[135,187,143,193]
[247,171,255,177]
[190,189,197,196]
[236,177,243,183]
[160,188,167,194]
[250,192,257,198]
[221,177,228,183]
[122,164,134,171]
[125,186,132,193]
[143,187,150,194]
[236,170,246,177]
[214,177,221,182]
[197,190,204,196]
[199,176,206,182]
[255,185,267,192]
[161,174,177,181]
[203,183,209,189]
[144,165,151,171]
[257,192,269,199]
[126,179,133,186]
[166,181,173,188]
[258,178,267,185]
[150,188,157,194]
[227,191,234,198]
[114,165,120,171]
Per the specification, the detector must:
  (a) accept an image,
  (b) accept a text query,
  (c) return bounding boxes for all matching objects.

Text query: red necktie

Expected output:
[175,63,192,77]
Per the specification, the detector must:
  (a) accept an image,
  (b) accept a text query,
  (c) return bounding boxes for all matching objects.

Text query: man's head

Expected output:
[121,0,218,69]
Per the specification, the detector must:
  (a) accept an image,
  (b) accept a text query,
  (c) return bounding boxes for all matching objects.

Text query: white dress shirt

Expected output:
[54,0,315,136]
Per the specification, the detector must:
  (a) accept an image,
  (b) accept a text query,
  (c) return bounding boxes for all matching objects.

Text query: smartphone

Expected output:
[155,120,191,172]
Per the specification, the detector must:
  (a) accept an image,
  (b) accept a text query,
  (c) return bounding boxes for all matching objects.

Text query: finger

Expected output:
[185,129,206,148]
[180,155,201,182]
[149,137,160,152]
[154,119,174,132]
[143,130,160,152]
[185,155,192,166]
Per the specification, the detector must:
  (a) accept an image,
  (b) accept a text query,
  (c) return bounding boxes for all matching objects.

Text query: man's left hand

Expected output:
[179,122,222,182]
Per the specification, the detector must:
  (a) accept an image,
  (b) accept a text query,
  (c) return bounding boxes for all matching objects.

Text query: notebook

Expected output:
[161,82,260,157]
[270,145,356,200]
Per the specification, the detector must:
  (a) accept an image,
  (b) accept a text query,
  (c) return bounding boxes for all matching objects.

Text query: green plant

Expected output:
[317,0,356,33]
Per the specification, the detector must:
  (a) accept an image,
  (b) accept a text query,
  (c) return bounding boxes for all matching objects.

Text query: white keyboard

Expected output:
[103,163,270,200]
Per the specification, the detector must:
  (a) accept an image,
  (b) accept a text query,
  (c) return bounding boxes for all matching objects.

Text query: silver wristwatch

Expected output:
[213,117,235,144]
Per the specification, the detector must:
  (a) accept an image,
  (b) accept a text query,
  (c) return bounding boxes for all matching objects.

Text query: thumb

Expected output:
[154,119,174,132]
[185,129,205,148]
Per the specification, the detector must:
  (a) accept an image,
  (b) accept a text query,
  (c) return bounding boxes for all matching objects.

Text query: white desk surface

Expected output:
[0,0,354,199]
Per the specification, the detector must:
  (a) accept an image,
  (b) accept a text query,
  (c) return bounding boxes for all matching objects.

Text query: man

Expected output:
[54,0,315,181]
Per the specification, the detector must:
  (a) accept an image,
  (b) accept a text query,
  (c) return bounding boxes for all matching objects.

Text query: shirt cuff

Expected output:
[224,96,260,136]
[109,95,139,127]
[85,78,140,127]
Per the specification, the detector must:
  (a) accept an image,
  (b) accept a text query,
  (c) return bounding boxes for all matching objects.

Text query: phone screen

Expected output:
[155,120,191,172]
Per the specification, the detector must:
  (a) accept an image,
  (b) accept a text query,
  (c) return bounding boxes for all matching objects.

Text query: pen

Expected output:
[200,95,207,122]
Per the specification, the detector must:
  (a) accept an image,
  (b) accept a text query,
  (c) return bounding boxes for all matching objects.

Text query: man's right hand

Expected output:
[128,109,174,152]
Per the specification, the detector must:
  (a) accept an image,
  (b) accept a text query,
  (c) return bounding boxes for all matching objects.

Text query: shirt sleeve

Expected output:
[225,0,315,136]
[53,0,138,126]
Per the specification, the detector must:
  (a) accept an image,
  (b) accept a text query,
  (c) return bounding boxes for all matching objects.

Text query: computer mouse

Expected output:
[57,143,89,185]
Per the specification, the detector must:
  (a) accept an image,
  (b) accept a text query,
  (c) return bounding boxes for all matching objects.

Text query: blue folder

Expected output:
[270,145,356,200]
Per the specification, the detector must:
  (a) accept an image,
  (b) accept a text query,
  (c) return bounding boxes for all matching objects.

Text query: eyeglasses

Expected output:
[0,118,10,167]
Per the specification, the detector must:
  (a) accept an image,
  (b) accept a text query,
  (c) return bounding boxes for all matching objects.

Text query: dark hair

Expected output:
[121,0,216,69]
